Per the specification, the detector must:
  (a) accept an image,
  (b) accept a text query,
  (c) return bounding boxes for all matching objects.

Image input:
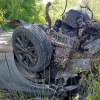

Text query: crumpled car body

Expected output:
[0,3,100,100]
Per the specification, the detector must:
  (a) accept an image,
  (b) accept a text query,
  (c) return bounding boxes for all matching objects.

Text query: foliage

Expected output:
[0,0,36,21]
[48,0,79,25]
[0,0,100,30]
[86,58,100,100]
[0,0,100,100]
[0,8,6,25]
[80,0,100,21]
[0,0,45,30]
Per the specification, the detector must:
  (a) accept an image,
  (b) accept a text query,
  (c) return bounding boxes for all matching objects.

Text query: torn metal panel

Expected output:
[68,59,90,71]
[83,38,100,57]
[64,85,79,91]
[55,69,78,84]
[0,53,13,89]
[62,73,78,83]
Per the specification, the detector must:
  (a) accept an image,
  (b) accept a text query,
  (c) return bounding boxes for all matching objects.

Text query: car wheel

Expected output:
[12,24,52,73]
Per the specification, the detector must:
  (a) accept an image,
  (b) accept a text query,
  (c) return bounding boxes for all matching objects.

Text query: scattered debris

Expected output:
[83,38,100,57]
[1,1,100,100]
[68,59,90,71]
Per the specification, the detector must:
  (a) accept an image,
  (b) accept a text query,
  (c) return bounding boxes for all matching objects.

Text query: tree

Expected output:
[0,0,46,30]
[0,0,37,21]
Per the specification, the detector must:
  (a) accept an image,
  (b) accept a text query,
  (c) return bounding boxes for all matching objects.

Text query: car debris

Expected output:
[68,59,90,71]
[1,1,100,100]
[83,38,100,57]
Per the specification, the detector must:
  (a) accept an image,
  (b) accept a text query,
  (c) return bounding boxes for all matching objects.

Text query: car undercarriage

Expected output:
[0,1,100,100]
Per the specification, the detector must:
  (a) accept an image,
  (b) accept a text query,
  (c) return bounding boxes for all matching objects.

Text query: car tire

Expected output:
[12,24,52,72]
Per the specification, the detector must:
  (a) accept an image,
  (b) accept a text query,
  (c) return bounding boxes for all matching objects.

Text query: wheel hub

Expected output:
[15,34,38,68]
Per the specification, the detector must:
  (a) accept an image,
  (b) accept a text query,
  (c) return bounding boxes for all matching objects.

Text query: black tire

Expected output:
[12,24,52,72]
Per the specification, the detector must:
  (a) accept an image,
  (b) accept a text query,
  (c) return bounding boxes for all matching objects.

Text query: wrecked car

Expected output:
[0,1,100,100]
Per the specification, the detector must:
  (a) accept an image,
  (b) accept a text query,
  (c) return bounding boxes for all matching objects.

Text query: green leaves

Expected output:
[0,8,6,25]
[0,0,37,21]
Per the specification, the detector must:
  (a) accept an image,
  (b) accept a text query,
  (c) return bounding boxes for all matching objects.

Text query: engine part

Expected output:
[61,24,78,37]
[78,19,100,50]
[86,19,100,31]
[61,9,89,37]
[77,9,89,21]
[62,9,81,28]
[47,30,79,64]
[53,19,62,32]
